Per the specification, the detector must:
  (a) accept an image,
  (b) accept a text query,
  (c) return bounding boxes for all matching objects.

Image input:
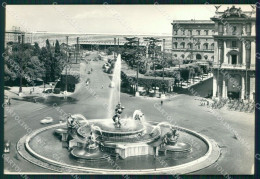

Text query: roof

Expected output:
[172,20,214,25]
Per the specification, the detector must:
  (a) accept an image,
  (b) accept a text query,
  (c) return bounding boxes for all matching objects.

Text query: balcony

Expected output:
[213,63,246,70]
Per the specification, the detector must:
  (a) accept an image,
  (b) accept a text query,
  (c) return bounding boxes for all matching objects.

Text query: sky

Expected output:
[5,4,253,35]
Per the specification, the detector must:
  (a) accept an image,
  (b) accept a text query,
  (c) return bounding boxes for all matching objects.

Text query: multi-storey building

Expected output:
[171,20,215,61]
[5,26,32,46]
[211,6,256,100]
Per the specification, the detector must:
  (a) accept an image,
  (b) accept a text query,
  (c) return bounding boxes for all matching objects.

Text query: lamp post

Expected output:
[135,38,140,97]
[65,36,69,94]
[19,34,24,96]
[76,37,79,64]
[114,38,116,60]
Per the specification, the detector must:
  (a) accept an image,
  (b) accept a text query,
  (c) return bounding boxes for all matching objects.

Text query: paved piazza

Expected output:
[4,53,254,174]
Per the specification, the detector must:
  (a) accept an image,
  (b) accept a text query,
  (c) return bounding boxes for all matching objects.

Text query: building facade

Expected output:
[171,20,215,61]
[5,26,32,46]
[211,6,256,100]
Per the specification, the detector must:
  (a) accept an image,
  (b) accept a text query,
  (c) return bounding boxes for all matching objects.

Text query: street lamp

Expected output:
[19,34,24,96]
[135,38,140,97]
[65,36,69,94]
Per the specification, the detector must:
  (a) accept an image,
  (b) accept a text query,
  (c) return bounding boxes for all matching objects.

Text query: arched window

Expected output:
[196,54,202,60]
[211,43,214,50]
[181,54,185,59]
[196,42,201,50]
[187,43,193,49]
[204,55,208,60]
[227,50,239,65]
[203,43,209,50]
[173,42,178,49]
[211,56,214,60]
[180,42,185,49]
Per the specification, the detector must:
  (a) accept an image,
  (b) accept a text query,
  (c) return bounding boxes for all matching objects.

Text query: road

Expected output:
[4,52,255,174]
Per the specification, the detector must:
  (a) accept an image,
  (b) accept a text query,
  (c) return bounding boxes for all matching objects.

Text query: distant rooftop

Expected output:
[172,20,214,25]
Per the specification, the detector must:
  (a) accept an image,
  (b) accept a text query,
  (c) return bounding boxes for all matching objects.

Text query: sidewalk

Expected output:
[4,86,73,99]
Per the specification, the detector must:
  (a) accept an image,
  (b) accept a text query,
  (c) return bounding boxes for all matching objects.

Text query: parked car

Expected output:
[43,88,53,93]
[4,95,9,105]
[41,117,54,124]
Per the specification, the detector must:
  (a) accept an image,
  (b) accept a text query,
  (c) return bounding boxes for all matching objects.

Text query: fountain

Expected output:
[53,54,191,160]
[17,54,220,174]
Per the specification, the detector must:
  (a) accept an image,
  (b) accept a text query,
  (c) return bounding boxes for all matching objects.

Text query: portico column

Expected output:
[222,79,226,99]
[213,72,217,98]
[223,41,227,64]
[242,41,246,65]
[251,40,255,69]
[241,75,245,100]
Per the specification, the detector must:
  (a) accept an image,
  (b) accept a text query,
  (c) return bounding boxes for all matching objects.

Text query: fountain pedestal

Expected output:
[115,143,154,159]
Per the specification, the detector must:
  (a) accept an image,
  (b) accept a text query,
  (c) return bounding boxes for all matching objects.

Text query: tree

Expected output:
[55,40,61,54]
[180,68,190,84]
[33,42,41,56]
[189,67,195,83]
[39,47,52,86]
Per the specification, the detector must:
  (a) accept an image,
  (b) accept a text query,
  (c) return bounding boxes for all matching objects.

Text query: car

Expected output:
[43,88,53,93]
[4,95,8,104]
[41,117,54,124]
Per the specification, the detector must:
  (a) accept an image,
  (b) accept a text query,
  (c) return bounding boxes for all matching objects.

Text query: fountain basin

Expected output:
[17,120,220,174]
[160,142,192,153]
[71,147,108,161]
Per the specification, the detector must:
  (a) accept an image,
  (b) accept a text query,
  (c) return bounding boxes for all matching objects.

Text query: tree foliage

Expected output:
[4,39,67,86]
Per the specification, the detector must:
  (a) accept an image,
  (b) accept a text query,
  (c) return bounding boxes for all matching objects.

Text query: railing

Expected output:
[213,63,246,69]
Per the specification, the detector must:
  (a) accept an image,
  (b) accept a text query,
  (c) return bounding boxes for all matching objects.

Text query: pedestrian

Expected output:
[8,98,11,106]
[161,100,163,106]
[101,85,104,89]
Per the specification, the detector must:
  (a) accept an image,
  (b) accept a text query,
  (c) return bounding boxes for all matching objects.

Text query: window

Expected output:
[231,41,237,48]
[231,55,237,64]
[174,30,178,35]
[181,42,185,49]
[189,30,192,35]
[218,24,223,33]
[182,30,185,35]
[197,30,200,35]
[205,30,209,35]
[232,26,237,35]
[173,42,178,49]
[197,44,200,50]
[203,43,208,50]
[246,24,251,35]
[211,43,214,50]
